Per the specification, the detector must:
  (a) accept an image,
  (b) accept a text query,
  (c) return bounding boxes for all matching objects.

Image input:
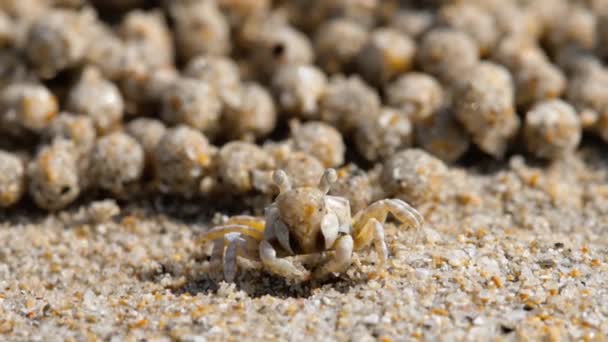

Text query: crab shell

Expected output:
[264,186,351,254]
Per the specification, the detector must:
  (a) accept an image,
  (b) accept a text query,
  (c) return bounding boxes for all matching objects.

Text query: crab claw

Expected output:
[260,240,311,281]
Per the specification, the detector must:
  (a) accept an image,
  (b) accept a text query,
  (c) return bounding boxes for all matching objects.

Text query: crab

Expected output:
[199,168,423,282]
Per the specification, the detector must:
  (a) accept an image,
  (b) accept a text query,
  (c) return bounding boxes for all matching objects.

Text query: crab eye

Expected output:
[273,169,291,193]
[318,168,337,194]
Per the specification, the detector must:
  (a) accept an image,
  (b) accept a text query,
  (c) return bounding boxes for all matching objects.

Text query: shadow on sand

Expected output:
[171,271,365,299]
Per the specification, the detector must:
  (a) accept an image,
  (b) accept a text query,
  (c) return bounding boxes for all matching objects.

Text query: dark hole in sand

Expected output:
[500,325,515,334]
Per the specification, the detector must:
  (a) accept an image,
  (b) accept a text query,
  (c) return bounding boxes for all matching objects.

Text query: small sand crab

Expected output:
[199,169,423,282]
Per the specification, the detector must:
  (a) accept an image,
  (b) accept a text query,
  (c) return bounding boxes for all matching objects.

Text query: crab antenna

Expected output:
[319,168,337,194]
[273,169,291,193]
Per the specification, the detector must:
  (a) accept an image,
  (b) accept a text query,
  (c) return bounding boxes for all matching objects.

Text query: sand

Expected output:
[1,143,607,341]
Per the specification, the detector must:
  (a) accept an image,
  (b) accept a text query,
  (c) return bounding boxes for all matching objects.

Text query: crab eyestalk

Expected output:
[319,168,337,194]
[273,169,291,193]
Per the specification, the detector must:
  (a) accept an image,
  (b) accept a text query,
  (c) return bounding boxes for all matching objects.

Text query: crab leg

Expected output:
[224,215,266,232]
[198,224,264,245]
[224,233,247,282]
[201,230,262,281]
[210,237,225,263]
[352,199,423,233]
[353,218,388,266]
[197,224,265,281]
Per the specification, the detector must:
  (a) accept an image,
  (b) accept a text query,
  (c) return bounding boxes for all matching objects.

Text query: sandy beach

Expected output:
[1,144,607,341]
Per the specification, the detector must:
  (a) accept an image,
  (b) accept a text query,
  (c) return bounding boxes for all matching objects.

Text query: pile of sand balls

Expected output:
[1,0,606,211]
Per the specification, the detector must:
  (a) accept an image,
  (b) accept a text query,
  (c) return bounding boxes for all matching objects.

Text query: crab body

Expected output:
[200,169,423,282]
[270,187,351,254]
